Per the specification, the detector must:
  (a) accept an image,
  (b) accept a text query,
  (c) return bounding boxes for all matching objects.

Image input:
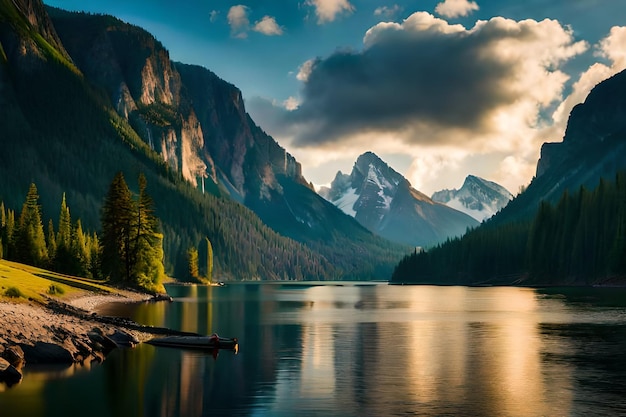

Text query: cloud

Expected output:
[288,13,585,147]
[435,0,479,18]
[306,0,355,24]
[227,5,250,38]
[374,5,403,19]
[227,6,283,38]
[253,16,284,36]
[209,10,219,23]
[296,59,317,82]
[551,26,626,134]
[249,12,589,193]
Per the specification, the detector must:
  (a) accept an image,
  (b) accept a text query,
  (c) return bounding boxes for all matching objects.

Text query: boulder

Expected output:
[109,330,139,348]
[19,341,74,364]
[87,328,118,352]
[2,345,25,369]
[0,357,22,386]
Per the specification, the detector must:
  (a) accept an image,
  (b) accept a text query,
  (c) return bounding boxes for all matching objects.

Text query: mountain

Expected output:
[319,152,478,247]
[492,69,626,225]
[391,69,626,286]
[0,0,407,280]
[431,175,513,222]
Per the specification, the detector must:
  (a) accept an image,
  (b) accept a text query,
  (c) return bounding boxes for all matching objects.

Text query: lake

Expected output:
[2,283,626,416]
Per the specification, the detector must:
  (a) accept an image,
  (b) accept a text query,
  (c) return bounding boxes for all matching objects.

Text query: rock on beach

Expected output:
[0,291,153,385]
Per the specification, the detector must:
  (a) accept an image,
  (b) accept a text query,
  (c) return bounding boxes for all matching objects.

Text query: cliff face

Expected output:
[537,70,626,180]
[0,0,406,280]
[495,69,626,224]
[0,0,73,72]
[49,9,305,206]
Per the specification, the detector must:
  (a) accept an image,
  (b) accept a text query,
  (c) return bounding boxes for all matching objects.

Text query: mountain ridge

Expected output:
[320,152,478,247]
[431,175,513,222]
[0,0,408,280]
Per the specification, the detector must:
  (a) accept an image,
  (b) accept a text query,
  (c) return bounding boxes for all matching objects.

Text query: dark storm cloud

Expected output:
[259,13,585,147]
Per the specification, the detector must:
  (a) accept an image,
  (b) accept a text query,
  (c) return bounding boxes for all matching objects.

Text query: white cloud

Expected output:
[227,6,283,38]
[283,96,300,110]
[374,5,402,19]
[551,26,626,136]
[597,26,626,70]
[296,59,317,82]
[209,10,219,23]
[227,5,250,38]
[250,12,591,194]
[435,0,479,18]
[306,0,355,24]
[253,16,283,36]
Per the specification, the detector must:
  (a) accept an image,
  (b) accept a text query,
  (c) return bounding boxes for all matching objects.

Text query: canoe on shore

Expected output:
[146,335,238,351]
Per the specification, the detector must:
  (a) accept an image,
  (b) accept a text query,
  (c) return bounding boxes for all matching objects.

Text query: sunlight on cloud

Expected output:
[227,5,249,38]
[435,0,479,18]
[296,59,316,82]
[552,26,626,136]
[283,96,300,110]
[253,16,284,36]
[250,12,595,193]
[306,0,355,24]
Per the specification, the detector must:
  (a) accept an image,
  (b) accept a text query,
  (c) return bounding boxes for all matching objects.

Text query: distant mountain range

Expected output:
[0,0,408,280]
[431,175,513,222]
[319,152,478,247]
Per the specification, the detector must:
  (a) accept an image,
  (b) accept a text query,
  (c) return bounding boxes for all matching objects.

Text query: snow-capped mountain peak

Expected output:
[431,175,513,222]
[318,152,478,247]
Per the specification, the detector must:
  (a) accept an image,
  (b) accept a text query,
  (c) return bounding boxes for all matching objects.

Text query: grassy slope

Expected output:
[0,259,125,302]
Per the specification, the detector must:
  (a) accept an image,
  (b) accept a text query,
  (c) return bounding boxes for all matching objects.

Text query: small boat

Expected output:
[146,334,238,352]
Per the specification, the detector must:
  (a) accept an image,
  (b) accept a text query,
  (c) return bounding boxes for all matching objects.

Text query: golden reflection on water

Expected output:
[272,285,576,416]
[1,284,595,416]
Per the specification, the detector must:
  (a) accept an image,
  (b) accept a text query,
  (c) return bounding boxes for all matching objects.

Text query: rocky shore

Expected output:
[0,291,178,386]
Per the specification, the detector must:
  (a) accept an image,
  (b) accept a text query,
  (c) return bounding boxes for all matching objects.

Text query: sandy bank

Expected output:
[0,291,154,348]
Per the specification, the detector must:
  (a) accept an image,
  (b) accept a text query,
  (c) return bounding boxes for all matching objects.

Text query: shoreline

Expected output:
[0,290,160,386]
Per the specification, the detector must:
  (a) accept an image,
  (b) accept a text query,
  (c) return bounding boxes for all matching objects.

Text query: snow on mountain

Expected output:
[319,152,478,247]
[431,175,513,222]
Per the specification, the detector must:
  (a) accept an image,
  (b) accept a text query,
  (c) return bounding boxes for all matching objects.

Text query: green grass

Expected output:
[0,259,118,303]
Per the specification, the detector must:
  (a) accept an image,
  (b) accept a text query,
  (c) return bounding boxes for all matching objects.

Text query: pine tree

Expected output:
[206,237,213,281]
[13,183,48,266]
[47,219,57,263]
[132,173,165,291]
[187,247,199,280]
[53,193,73,272]
[71,219,89,277]
[101,172,134,283]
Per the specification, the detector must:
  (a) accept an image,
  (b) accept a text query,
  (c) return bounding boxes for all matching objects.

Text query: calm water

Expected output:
[2,283,626,416]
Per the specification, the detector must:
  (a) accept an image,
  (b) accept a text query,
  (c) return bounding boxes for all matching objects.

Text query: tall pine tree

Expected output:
[101,172,134,283]
[13,183,48,266]
[101,172,165,291]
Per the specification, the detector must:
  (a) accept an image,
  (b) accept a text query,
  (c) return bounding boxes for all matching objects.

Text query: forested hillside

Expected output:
[0,0,407,281]
[392,172,626,285]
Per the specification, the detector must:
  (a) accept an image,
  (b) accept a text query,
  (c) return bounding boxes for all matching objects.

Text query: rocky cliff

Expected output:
[0,0,407,280]
[49,8,309,215]
[495,69,626,224]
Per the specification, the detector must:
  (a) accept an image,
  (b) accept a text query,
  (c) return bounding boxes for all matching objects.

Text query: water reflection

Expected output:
[3,284,626,416]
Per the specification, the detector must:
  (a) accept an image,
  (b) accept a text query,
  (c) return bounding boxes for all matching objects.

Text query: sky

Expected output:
[45,0,626,195]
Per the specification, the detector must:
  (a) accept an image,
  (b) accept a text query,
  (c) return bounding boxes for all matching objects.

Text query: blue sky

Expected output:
[45,0,626,194]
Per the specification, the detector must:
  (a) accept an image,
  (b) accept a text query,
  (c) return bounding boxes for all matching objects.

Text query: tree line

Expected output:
[0,172,166,292]
[391,172,626,286]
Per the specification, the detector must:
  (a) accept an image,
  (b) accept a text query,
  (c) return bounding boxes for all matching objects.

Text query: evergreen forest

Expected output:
[0,173,166,292]
[391,172,626,286]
